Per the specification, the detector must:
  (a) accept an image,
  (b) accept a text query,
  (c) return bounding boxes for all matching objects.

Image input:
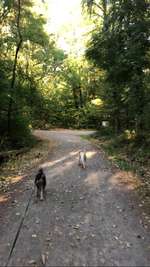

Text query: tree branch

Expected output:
[93,2,105,13]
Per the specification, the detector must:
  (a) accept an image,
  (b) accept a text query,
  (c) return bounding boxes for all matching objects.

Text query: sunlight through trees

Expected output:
[0,0,149,150]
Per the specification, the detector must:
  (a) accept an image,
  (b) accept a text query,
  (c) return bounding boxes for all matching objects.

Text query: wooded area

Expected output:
[0,0,149,151]
[0,2,150,265]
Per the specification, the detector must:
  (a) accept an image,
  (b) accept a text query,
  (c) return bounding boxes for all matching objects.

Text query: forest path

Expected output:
[0,129,150,267]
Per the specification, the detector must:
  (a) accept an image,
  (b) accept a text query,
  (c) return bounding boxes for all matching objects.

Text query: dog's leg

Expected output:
[44,187,46,199]
[78,152,81,166]
[82,155,86,169]
[36,188,40,198]
[81,161,85,169]
[40,188,44,201]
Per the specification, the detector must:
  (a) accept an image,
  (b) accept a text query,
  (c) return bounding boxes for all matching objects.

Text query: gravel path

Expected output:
[0,129,150,267]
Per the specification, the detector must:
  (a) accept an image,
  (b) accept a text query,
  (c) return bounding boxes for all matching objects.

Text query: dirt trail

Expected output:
[0,129,150,267]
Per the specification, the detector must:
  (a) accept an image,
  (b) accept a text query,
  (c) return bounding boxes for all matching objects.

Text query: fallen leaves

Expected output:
[101,258,105,264]
[41,254,46,265]
[46,237,51,242]
[0,140,54,193]
[73,224,80,230]
[28,259,36,265]
[126,242,132,248]
[76,236,80,241]
[91,234,95,238]
[32,234,37,238]
[35,218,40,224]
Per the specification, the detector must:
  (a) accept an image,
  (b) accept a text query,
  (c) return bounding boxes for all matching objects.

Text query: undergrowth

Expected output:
[0,138,56,193]
[90,128,150,213]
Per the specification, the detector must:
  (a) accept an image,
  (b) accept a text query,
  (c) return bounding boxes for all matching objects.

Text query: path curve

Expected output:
[0,129,150,267]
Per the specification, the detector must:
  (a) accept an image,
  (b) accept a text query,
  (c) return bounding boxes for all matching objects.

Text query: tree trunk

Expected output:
[7,0,22,135]
[72,87,79,109]
[79,87,83,108]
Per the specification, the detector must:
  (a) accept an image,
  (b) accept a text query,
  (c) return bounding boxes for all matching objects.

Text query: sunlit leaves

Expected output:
[91,98,103,106]
[84,0,150,135]
[22,13,49,45]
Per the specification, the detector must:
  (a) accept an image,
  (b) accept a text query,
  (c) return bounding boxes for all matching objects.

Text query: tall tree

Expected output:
[83,0,150,136]
[7,0,22,134]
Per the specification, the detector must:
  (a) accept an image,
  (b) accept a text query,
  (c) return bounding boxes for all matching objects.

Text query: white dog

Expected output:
[79,150,87,169]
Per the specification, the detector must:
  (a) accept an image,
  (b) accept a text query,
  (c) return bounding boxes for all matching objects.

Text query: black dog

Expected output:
[34,168,46,201]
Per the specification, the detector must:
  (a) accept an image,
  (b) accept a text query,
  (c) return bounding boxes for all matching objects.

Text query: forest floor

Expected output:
[0,129,150,267]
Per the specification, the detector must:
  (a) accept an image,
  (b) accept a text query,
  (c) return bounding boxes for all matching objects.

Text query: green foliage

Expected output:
[84,0,150,136]
[1,0,149,153]
[7,113,33,148]
[0,0,66,149]
[92,129,150,176]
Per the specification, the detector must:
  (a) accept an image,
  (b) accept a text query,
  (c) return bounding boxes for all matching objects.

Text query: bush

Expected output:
[0,111,34,150]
